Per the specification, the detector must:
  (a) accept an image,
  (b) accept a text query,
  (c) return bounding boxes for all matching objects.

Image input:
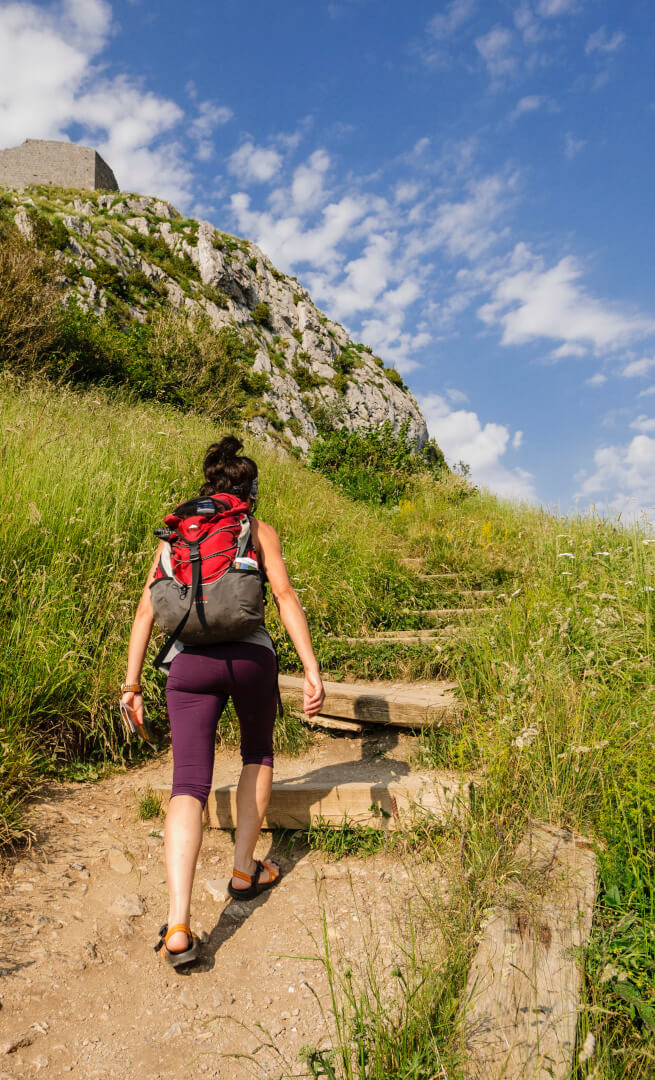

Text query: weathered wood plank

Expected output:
[200,774,472,831]
[279,675,460,729]
[301,715,363,734]
[464,822,597,1080]
[398,608,490,618]
[336,632,465,647]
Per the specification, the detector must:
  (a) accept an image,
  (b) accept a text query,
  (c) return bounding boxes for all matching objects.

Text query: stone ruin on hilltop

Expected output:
[0,139,118,193]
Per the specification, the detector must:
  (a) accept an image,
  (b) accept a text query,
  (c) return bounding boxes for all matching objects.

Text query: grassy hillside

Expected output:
[2,378,654,1077]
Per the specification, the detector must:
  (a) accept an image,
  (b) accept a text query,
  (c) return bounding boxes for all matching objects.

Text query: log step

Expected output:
[279,674,460,729]
[200,773,472,831]
[464,821,597,1080]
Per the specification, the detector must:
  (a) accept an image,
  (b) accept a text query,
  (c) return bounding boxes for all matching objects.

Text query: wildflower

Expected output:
[557,552,575,558]
[579,1032,596,1064]
[642,538,655,545]
[644,586,655,592]
[594,551,610,556]
[513,725,538,749]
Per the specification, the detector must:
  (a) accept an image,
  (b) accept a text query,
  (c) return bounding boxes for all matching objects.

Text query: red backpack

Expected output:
[150,493,266,669]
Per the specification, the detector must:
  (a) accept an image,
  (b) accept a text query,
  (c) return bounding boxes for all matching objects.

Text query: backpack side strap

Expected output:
[153,541,201,672]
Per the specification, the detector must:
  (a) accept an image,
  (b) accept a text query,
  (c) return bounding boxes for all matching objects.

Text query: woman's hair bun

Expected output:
[200,435,257,499]
[212,435,243,463]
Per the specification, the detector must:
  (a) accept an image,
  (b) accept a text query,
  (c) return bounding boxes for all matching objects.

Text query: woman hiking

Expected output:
[120,436,325,965]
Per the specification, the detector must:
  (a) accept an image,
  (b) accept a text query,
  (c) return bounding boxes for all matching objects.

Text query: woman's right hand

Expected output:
[303,668,325,717]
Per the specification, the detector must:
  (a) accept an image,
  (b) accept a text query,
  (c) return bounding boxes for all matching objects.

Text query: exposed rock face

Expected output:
[2,187,427,451]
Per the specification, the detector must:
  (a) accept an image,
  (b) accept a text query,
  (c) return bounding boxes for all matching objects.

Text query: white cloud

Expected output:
[475,27,517,79]
[637,385,655,398]
[228,140,282,184]
[0,0,197,205]
[407,172,514,261]
[479,244,655,353]
[586,26,626,55]
[586,372,607,386]
[631,415,655,433]
[419,393,536,500]
[510,95,548,120]
[537,0,579,15]
[189,100,232,161]
[512,429,524,448]
[622,357,655,378]
[552,343,588,358]
[577,434,655,515]
[565,133,586,158]
[428,0,476,39]
[290,149,330,213]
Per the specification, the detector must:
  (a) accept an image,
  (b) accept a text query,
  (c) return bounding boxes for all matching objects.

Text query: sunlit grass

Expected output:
[2,377,654,1076]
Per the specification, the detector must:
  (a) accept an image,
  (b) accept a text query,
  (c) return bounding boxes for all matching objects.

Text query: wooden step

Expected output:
[464,821,597,1080]
[336,630,467,646]
[279,674,460,729]
[201,773,472,830]
[418,573,460,580]
[302,716,363,735]
[399,607,487,618]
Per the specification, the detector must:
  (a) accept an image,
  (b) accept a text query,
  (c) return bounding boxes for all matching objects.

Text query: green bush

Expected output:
[309,420,447,505]
[26,208,69,252]
[385,366,406,390]
[252,300,271,327]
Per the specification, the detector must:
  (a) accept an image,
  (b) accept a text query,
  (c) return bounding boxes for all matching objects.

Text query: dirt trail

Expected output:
[0,732,451,1080]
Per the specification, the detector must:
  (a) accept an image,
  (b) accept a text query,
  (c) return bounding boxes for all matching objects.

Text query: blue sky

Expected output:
[1,0,654,512]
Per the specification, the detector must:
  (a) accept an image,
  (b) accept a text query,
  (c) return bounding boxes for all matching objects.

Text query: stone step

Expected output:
[200,773,472,831]
[279,674,460,729]
[464,822,597,1080]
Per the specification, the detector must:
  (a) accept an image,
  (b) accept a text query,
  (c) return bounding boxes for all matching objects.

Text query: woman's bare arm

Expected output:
[122,541,164,728]
[252,519,325,716]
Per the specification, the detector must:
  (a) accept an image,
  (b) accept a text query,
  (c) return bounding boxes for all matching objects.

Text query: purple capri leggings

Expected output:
[166,642,278,807]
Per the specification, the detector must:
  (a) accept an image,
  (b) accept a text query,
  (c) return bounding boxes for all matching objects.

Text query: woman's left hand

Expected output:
[121,691,144,731]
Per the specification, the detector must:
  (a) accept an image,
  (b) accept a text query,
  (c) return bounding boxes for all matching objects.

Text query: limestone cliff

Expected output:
[4,187,428,451]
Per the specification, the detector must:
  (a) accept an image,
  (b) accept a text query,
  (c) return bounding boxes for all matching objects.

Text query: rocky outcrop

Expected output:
[4,187,427,451]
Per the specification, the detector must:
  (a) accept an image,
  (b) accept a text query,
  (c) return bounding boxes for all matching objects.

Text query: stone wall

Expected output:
[0,139,118,192]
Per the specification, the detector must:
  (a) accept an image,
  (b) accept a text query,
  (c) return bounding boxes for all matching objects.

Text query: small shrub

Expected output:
[292,328,303,343]
[309,420,447,505]
[332,371,350,395]
[384,367,404,389]
[241,370,271,395]
[252,300,271,327]
[287,416,302,437]
[247,256,257,271]
[26,208,69,252]
[137,787,163,820]
[293,362,322,392]
[0,223,62,371]
[199,283,229,308]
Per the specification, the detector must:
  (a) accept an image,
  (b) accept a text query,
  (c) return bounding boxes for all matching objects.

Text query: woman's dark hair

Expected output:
[199,436,257,498]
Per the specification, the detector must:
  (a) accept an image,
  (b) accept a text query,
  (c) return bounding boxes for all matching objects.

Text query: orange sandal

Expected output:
[227,859,281,901]
[154,923,200,967]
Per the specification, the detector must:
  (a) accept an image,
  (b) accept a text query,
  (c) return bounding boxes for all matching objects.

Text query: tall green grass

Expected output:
[310,488,655,1077]
[2,377,653,1076]
[0,377,437,843]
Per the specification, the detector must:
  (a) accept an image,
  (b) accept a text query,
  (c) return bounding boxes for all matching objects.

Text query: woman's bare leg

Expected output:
[165,794,203,951]
[232,764,278,888]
